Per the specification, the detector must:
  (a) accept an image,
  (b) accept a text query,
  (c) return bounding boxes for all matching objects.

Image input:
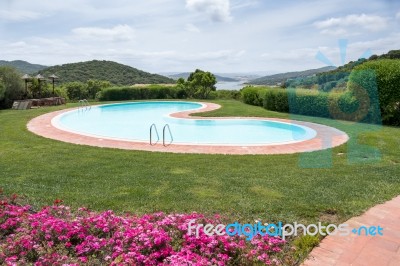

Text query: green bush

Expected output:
[0,67,25,109]
[263,88,289,112]
[244,60,400,126]
[87,80,111,99]
[288,89,331,117]
[241,86,266,106]
[63,82,88,100]
[54,87,69,100]
[260,87,366,121]
[98,85,180,101]
[98,85,241,101]
[349,59,400,125]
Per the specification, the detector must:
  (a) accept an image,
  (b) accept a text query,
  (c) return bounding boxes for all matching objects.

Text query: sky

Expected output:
[0,0,399,75]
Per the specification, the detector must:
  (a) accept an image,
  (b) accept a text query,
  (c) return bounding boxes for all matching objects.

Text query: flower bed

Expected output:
[0,195,285,265]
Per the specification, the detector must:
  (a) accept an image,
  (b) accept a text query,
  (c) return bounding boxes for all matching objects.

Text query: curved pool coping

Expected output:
[27,102,349,155]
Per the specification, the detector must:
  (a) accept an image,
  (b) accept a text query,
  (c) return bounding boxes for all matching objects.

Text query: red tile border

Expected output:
[302,196,400,266]
[27,102,349,155]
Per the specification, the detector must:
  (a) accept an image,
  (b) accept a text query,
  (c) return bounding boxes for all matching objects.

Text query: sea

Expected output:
[215,81,247,90]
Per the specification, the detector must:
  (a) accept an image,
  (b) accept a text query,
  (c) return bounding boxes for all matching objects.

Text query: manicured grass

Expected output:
[0,100,399,227]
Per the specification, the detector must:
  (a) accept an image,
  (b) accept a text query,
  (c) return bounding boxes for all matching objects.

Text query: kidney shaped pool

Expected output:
[51,101,317,146]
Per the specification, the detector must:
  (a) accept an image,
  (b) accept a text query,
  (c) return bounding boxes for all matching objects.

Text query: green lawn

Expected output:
[0,100,399,226]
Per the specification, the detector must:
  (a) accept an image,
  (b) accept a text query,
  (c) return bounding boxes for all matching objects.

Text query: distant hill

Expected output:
[168,72,239,82]
[0,60,48,74]
[250,66,336,85]
[38,60,175,85]
[285,49,400,91]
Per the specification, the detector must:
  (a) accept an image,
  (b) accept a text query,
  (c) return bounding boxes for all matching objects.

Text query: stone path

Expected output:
[302,196,400,266]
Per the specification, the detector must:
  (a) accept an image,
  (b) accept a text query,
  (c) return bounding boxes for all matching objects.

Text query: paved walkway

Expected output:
[302,196,400,266]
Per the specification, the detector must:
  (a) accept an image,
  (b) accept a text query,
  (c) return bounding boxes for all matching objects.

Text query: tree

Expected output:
[0,66,25,109]
[385,50,400,59]
[369,54,378,60]
[186,69,216,99]
[28,78,50,98]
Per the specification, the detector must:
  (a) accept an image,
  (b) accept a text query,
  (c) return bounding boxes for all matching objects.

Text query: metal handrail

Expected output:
[85,99,91,110]
[78,99,91,110]
[149,124,160,146]
[163,124,173,147]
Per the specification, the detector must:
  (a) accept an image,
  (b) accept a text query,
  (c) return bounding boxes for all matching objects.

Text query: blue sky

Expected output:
[0,0,399,74]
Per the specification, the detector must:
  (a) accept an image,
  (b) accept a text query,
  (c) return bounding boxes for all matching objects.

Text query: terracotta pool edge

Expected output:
[27,102,349,155]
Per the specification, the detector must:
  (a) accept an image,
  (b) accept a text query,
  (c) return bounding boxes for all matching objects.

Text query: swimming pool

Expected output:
[52,101,317,146]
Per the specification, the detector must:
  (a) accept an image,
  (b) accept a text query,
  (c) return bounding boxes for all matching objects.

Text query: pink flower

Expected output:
[0,195,286,265]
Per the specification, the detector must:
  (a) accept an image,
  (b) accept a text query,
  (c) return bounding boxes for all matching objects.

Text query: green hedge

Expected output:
[263,89,289,112]
[252,60,400,125]
[287,89,331,118]
[241,86,268,106]
[245,87,364,122]
[349,59,400,125]
[98,85,186,101]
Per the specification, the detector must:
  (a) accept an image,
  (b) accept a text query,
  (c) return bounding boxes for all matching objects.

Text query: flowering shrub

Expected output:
[0,194,285,265]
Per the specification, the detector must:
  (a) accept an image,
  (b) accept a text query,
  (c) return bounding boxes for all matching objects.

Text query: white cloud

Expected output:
[1,0,399,73]
[0,10,43,22]
[261,48,318,62]
[314,14,388,34]
[72,25,135,42]
[320,28,352,36]
[186,0,232,22]
[185,23,201,33]
[231,0,259,10]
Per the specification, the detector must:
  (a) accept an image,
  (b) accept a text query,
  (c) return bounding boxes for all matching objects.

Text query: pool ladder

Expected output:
[78,99,91,110]
[150,124,173,146]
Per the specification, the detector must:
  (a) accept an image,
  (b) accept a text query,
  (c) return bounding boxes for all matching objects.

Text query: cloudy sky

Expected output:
[1,0,399,74]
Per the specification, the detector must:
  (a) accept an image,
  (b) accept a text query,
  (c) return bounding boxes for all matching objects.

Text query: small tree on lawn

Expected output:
[186,69,217,99]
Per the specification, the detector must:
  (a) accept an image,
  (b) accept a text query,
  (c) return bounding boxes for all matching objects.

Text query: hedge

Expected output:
[243,87,365,122]
[98,85,186,101]
[349,59,400,126]
[241,86,268,106]
[244,59,400,126]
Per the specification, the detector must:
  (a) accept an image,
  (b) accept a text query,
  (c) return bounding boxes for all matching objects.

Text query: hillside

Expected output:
[0,60,48,74]
[250,66,336,85]
[286,49,400,91]
[38,60,175,85]
[168,72,239,82]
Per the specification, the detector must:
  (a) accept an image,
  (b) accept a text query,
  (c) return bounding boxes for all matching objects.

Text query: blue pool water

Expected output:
[52,101,317,145]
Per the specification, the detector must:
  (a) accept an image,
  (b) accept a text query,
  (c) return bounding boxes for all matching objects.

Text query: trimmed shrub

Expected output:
[328,91,366,122]
[261,87,365,122]
[98,86,240,101]
[288,89,330,118]
[349,59,400,125]
[241,86,266,106]
[241,61,399,126]
[98,85,180,101]
[263,89,289,112]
